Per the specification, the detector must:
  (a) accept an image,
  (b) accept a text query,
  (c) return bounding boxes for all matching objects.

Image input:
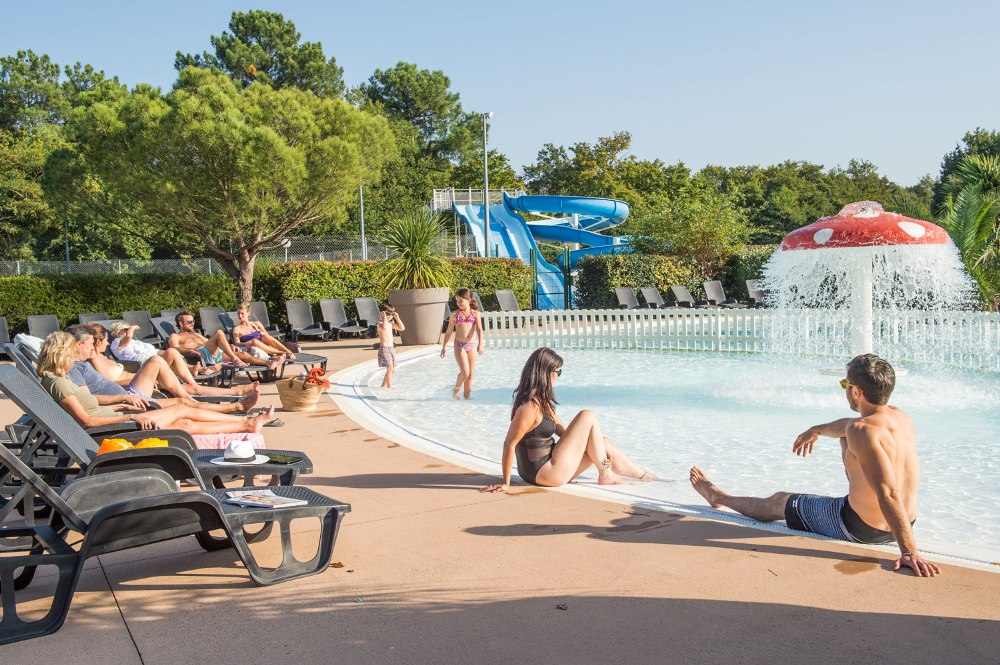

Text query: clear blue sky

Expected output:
[3,0,997,186]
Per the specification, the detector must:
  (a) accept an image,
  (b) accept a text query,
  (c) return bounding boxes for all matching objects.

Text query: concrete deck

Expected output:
[1,338,998,664]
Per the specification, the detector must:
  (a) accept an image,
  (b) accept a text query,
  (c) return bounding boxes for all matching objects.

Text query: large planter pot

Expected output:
[388,287,450,346]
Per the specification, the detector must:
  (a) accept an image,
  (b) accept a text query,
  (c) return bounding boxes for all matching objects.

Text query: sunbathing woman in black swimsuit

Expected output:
[481,347,655,493]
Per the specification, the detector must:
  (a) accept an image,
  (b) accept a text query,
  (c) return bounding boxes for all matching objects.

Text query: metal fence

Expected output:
[431,188,525,213]
[0,233,480,276]
[480,308,1000,371]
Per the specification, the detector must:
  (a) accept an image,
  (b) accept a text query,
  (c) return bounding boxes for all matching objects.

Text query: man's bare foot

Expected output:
[208,363,223,373]
[266,356,283,371]
[192,361,204,376]
[239,389,260,413]
[247,405,276,432]
[689,466,725,508]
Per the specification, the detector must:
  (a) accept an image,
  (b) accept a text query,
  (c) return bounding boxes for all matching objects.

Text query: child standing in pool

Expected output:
[440,288,485,399]
[377,303,405,388]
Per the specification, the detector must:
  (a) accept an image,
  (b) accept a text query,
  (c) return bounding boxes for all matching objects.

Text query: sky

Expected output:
[3,0,998,186]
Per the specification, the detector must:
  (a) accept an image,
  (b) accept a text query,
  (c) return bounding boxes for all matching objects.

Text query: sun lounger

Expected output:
[746,279,767,307]
[354,297,383,338]
[158,308,185,321]
[285,300,328,342]
[320,299,368,339]
[0,317,10,357]
[78,312,108,325]
[27,314,60,339]
[495,290,521,312]
[198,306,226,338]
[640,286,669,308]
[123,310,163,347]
[0,445,350,645]
[614,287,652,309]
[703,280,748,308]
[472,292,486,312]
[0,365,311,494]
[669,286,717,309]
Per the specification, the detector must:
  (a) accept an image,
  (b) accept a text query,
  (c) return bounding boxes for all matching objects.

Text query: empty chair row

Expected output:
[616,280,767,310]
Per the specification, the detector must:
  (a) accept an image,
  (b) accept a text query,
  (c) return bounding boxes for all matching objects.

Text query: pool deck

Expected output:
[2,338,998,664]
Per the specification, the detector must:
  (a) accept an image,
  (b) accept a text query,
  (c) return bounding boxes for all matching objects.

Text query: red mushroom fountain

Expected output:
[769,201,971,356]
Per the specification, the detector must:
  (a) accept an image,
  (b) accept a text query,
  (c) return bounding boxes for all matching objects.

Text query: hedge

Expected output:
[575,254,698,309]
[725,244,779,299]
[0,258,534,335]
[0,274,237,335]
[257,257,534,323]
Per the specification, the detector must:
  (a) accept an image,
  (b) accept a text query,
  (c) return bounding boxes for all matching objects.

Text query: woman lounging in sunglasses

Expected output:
[481,346,656,493]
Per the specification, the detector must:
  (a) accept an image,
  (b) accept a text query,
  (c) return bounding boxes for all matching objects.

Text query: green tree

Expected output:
[450,149,524,191]
[934,128,1000,213]
[46,67,395,301]
[627,190,752,279]
[355,62,474,165]
[175,10,344,98]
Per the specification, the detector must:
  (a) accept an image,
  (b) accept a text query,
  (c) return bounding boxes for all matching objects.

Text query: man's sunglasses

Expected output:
[839,378,853,390]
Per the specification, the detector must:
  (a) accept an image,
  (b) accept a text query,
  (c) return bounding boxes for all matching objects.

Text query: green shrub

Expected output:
[0,274,237,334]
[575,254,697,309]
[726,244,778,299]
[0,258,534,335]
[255,258,532,322]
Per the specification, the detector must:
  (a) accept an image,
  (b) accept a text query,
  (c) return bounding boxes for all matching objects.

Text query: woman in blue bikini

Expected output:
[230,302,296,371]
[440,288,485,399]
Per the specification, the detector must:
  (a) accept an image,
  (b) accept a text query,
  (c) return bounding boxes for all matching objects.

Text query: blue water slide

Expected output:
[450,193,630,309]
[505,194,629,230]
[451,203,564,309]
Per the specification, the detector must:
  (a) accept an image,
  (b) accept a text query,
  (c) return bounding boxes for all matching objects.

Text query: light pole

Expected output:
[482,111,493,257]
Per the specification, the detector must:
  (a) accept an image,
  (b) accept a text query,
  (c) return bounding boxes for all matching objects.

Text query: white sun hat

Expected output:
[210,438,269,465]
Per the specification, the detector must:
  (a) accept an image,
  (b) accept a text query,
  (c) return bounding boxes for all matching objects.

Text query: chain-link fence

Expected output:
[0,234,481,276]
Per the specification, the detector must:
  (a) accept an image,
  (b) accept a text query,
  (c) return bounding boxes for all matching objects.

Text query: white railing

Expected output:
[479,308,1000,370]
[431,188,525,213]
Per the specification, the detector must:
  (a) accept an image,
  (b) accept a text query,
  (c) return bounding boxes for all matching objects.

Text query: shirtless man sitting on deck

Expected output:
[690,353,941,577]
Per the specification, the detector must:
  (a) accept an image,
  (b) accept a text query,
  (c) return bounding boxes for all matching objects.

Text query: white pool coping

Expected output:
[330,346,999,574]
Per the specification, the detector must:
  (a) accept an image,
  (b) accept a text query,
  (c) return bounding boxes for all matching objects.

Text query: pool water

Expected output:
[360,348,1000,563]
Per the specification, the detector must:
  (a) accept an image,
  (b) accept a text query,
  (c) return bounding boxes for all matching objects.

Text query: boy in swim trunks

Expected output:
[689,354,941,577]
[376,303,405,388]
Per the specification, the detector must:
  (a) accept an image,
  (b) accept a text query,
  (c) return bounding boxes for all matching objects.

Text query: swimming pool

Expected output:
[343,347,1000,565]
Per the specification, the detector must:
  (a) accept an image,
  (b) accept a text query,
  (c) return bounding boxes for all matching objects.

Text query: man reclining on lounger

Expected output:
[169,310,281,373]
[690,353,941,577]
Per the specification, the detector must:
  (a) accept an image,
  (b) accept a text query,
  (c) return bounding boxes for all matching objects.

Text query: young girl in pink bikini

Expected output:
[440,288,486,399]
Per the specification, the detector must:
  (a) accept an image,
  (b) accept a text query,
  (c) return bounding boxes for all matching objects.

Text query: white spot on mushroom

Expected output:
[813,228,834,244]
[898,221,926,238]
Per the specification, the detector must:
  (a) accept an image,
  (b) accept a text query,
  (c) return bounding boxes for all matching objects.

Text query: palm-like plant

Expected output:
[378,208,452,291]
[938,179,1000,310]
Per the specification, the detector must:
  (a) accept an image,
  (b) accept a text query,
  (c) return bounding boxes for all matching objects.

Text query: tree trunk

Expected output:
[238,252,257,305]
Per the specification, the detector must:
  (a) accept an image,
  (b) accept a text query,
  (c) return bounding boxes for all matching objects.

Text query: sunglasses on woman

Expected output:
[554,368,562,377]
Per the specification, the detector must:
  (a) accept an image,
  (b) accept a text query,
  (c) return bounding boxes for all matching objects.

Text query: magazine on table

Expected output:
[224,489,307,508]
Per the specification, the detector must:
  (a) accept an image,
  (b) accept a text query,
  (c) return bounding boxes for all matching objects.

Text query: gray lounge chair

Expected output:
[159,308,185,321]
[0,316,8,356]
[669,286,716,309]
[640,286,669,308]
[198,307,226,338]
[354,297,382,338]
[746,279,767,307]
[285,300,328,342]
[472,292,486,312]
[78,312,108,325]
[319,299,367,339]
[703,281,748,309]
[122,310,163,347]
[0,444,349,645]
[27,315,60,339]
[495,290,520,312]
[614,287,651,309]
